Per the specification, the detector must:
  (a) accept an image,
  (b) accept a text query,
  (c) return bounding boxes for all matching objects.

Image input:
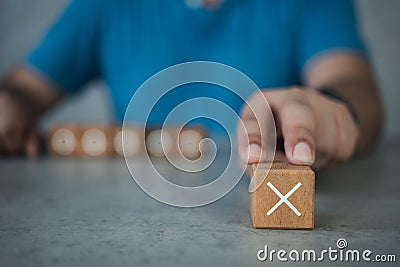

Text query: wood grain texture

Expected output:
[250,162,315,229]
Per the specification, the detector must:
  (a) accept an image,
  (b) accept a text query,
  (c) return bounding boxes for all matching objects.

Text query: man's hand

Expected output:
[237,87,359,169]
[0,91,39,156]
[0,68,61,157]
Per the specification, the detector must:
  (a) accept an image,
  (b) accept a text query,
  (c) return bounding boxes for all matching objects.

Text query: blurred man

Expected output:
[0,0,383,169]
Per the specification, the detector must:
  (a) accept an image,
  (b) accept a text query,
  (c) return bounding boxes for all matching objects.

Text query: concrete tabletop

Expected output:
[1,138,399,266]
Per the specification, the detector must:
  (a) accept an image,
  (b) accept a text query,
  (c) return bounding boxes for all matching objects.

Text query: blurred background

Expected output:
[0,0,399,139]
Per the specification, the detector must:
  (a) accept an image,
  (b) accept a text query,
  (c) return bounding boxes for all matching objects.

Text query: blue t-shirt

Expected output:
[27,0,365,130]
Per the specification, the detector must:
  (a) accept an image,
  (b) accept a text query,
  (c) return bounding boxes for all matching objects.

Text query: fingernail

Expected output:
[293,142,313,163]
[247,143,262,161]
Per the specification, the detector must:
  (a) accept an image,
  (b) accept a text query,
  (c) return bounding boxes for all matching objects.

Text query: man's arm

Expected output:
[305,53,384,152]
[1,68,61,114]
[0,68,61,156]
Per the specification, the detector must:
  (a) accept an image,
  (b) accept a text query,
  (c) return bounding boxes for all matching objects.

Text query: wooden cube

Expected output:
[112,126,144,157]
[250,162,315,229]
[48,125,82,156]
[80,125,113,157]
[145,126,205,158]
[145,128,174,158]
[177,128,205,160]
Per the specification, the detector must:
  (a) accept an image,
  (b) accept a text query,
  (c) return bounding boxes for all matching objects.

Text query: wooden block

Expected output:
[112,126,144,157]
[80,125,113,157]
[177,128,205,160]
[48,124,206,158]
[48,125,82,156]
[250,162,315,229]
[145,126,205,158]
[145,128,175,158]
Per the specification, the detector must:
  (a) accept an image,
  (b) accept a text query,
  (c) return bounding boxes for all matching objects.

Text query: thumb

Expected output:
[25,130,39,158]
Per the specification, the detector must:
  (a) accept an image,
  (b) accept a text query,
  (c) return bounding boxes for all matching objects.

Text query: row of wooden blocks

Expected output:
[48,124,205,159]
[250,162,315,229]
[49,124,315,230]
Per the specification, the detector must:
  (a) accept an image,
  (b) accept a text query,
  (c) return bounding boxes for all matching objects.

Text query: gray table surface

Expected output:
[1,138,399,267]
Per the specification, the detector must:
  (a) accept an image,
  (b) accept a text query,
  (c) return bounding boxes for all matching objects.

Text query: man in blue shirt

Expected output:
[0,0,383,169]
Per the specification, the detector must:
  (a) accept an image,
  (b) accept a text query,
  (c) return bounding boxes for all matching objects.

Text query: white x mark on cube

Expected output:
[266,182,302,216]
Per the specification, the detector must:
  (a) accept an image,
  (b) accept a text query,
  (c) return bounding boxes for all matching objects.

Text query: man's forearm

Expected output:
[322,78,383,152]
[306,53,384,152]
[0,67,61,116]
